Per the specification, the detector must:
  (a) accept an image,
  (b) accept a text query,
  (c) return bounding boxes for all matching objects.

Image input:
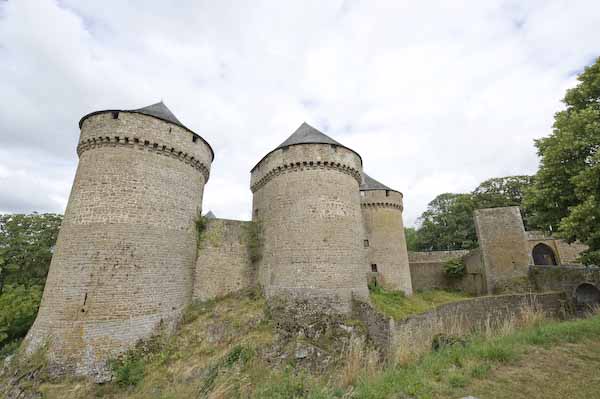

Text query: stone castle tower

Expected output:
[24,102,213,378]
[361,174,413,295]
[250,122,370,313]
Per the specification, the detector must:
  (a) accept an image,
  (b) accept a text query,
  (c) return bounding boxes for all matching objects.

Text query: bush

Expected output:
[111,353,146,387]
[0,285,43,349]
[443,258,466,279]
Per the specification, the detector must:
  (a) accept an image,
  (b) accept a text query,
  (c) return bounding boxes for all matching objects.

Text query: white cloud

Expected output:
[0,0,598,226]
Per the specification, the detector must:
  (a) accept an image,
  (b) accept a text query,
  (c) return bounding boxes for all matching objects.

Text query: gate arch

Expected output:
[532,243,558,266]
[574,283,600,307]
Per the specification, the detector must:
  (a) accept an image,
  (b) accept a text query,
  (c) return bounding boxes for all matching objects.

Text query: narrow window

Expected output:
[371,264,378,273]
[192,135,198,143]
[134,138,139,144]
[331,144,337,152]
[169,127,172,133]
[254,209,259,217]
[364,239,369,248]
[385,190,390,197]
[111,111,119,119]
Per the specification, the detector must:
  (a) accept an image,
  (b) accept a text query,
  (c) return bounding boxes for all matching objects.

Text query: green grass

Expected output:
[369,288,471,320]
[352,313,600,399]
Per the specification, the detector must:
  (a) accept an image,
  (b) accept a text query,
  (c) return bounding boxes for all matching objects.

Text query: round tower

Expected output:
[24,102,213,378]
[250,122,368,314]
[360,174,413,295]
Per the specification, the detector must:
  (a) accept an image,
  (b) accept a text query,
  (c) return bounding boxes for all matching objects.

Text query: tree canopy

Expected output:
[0,213,62,294]
[412,176,533,251]
[525,57,600,264]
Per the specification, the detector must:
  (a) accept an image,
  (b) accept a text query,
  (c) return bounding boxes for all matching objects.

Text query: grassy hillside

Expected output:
[1,289,600,398]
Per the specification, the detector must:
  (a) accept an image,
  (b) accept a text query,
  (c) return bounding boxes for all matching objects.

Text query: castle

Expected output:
[23,102,590,378]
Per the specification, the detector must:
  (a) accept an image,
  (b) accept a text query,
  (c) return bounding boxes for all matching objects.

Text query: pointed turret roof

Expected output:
[204,211,216,219]
[276,122,343,149]
[360,173,399,193]
[133,101,183,126]
[79,101,214,160]
[252,122,362,170]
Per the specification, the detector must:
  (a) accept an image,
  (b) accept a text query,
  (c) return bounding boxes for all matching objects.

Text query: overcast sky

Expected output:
[0,1,598,226]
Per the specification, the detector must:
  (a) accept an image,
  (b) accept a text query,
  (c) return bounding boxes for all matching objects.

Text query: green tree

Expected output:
[414,193,477,251]
[404,227,418,251]
[0,213,62,294]
[525,57,600,264]
[472,175,533,209]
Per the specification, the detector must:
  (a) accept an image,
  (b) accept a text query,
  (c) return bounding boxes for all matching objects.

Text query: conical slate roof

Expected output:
[252,122,362,170]
[79,101,214,160]
[204,211,216,219]
[276,122,343,149]
[360,173,398,192]
[133,102,183,126]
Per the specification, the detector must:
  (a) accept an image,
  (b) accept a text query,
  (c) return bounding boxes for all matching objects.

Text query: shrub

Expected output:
[0,284,43,349]
[243,221,263,263]
[195,214,208,243]
[443,258,466,279]
[110,353,146,387]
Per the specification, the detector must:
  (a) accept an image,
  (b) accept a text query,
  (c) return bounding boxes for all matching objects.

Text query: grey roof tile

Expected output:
[360,173,397,192]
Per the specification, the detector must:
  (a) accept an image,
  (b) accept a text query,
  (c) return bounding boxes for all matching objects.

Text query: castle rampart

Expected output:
[24,103,212,379]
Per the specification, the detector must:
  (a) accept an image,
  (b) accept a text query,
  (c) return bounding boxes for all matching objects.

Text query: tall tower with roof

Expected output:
[250,122,369,313]
[360,173,413,295]
[24,102,213,378]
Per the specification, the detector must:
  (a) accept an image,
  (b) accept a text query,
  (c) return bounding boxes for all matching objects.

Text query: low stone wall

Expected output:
[408,250,485,295]
[193,218,255,301]
[529,265,600,299]
[353,292,566,356]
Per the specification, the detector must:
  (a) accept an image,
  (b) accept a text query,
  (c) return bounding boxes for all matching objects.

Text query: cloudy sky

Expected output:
[0,0,598,225]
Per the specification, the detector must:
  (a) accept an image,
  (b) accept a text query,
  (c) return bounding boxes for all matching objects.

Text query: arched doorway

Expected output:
[575,283,600,307]
[532,243,558,265]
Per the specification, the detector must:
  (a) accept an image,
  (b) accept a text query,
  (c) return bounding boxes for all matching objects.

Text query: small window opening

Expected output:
[192,135,198,143]
[360,191,366,197]
[371,264,378,273]
[282,147,289,153]
[331,144,337,151]
[111,111,119,119]
[254,209,259,217]
[169,127,172,133]
[385,190,390,197]
[134,138,139,143]
[364,239,369,248]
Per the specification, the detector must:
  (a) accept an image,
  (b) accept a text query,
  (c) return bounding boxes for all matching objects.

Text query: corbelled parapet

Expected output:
[360,174,412,294]
[24,102,213,379]
[250,122,369,314]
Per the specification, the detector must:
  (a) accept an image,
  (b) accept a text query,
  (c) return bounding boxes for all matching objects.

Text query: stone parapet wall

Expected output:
[193,219,255,301]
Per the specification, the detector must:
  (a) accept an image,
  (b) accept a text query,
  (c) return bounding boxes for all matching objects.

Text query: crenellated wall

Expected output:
[193,218,255,301]
[25,110,212,379]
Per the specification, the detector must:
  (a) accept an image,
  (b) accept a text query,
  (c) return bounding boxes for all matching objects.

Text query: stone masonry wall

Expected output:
[24,111,212,379]
[408,250,485,295]
[352,292,565,358]
[391,292,566,350]
[251,143,369,314]
[361,189,412,295]
[474,207,530,294]
[193,218,254,301]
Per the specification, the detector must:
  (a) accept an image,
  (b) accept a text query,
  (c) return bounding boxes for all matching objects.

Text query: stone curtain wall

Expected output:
[193,219,254,301]
[361,189,413,295]
[25,112,212,379]
[474,207,530,294]
[353,293,565,357]
[251,143,369,313]
[408,250,486,295]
